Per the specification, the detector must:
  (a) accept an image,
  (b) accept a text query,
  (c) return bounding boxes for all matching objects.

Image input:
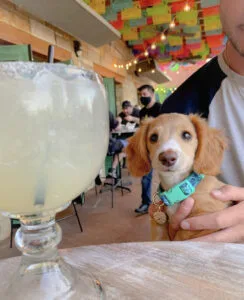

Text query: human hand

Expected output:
[169,185,244,243]
[168,198,194,240]
[180,185,244,242]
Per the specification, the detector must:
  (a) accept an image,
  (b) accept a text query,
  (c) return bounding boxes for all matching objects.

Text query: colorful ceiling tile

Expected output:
[85,0,225,63]
[146,4,169,16]
[111,0,133,12]
[90,0,106,14]
[121,1,142,20]
[201,0,220,8]
[176,10,198,26]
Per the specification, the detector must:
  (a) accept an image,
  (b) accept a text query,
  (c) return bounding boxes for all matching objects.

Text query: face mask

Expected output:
[140,96,151,106]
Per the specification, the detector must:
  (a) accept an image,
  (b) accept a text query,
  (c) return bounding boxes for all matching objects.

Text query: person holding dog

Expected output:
[157,0,244,243]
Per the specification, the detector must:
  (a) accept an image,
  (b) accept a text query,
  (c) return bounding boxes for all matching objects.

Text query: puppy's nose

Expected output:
[158,150,178,167]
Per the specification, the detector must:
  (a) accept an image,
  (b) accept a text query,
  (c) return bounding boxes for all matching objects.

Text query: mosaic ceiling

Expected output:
[84,0,225,71]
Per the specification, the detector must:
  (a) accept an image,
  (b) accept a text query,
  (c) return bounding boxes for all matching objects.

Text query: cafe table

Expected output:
[0,242,243,299]
[112,127,137,140]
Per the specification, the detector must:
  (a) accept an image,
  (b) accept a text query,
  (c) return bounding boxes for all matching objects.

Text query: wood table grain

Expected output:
[0,242,244,299]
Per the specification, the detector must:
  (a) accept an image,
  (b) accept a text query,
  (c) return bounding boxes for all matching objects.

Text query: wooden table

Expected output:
[0,242,244,299]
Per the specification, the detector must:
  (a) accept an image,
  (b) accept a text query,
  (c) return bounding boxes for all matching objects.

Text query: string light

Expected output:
[184,2,191,12]
[161,33,166,41]
[169,19,176,29]
[151,69,155,73]
[121,65,124,69]
[114,2,203,69]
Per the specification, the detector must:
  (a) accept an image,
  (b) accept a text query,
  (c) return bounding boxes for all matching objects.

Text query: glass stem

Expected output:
[15,214,62,273]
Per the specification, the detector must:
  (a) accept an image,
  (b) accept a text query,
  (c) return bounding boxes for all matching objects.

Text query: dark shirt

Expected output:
[140,102,162,120]
[118,107,140,125]
[160,56,226,118]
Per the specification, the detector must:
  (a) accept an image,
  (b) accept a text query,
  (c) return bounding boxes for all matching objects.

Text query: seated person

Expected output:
[107,111,127,179]
[117,101,140,127]
[95,111,120,185]
[95,111,126,183]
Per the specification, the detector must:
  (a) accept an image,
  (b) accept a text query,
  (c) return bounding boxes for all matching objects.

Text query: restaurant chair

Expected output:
[100,152,131,208]
[0,44,33,62]
[56,194,84,233]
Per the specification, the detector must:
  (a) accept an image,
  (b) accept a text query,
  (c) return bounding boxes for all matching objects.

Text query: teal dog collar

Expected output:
[157,172,205,207]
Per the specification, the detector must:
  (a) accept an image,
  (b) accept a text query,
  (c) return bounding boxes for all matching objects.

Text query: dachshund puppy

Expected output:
[126,113,232,241]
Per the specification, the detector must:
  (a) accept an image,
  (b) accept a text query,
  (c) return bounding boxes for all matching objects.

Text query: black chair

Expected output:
[56,194,84,233]
[100,153,131,208]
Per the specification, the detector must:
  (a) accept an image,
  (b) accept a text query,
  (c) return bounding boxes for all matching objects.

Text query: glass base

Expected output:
[3,255,105,300]
[2,212,105,300]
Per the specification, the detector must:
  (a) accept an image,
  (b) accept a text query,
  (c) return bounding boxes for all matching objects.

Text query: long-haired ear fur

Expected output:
[190,114,228,176]
[125,119,152,177]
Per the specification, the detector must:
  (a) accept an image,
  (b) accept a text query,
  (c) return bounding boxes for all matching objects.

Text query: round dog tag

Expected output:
[153,211,167,225]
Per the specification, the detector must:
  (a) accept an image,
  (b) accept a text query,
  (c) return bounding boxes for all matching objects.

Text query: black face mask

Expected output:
[140,96,151,106]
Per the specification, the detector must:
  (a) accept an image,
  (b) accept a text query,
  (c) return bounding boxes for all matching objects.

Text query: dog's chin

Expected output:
[154,164,179,174]
[155,163,192,175]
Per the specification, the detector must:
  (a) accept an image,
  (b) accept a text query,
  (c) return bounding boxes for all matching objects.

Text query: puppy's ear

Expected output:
[125,119,152,177]
[190,114,227,176]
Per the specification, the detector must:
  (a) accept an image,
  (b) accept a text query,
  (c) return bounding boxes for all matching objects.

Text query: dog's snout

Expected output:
[158,150,178,167]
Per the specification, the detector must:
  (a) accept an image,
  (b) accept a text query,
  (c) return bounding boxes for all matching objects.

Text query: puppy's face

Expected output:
[126,113,227,178]
[147,114,198,174]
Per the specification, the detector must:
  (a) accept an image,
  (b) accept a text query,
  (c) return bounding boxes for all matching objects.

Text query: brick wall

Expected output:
[0,0,156,113]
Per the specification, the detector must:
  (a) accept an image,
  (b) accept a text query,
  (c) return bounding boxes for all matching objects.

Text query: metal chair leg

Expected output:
[118,161,124,197]
[72,201,83,232]
[111,180,114,209]
[10,220,13,248]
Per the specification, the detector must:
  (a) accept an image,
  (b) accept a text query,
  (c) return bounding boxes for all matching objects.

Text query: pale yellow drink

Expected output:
[0,63,109,215]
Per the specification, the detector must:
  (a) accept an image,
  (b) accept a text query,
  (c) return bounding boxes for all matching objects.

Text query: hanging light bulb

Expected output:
[121,65,124,69]
[161,33,166,41]
[129,62,132,67]
[118,65,121,69]
[144,50,149,57]
[184,2,191,12]
[114,64,117,68]
[151,69,155,73]
[133,59,138,64]
[126,64,129,70]
[169,20,176,29]
[151,44,156,50]
[138,68,142,72]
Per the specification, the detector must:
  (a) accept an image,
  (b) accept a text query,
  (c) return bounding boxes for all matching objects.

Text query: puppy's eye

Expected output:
[182,131,192,141]
[150,133,158,143]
